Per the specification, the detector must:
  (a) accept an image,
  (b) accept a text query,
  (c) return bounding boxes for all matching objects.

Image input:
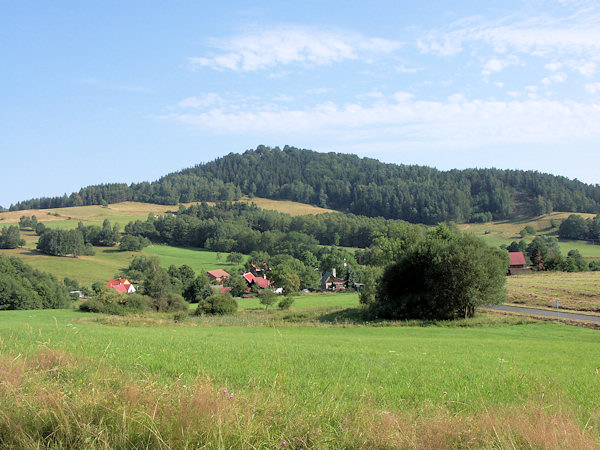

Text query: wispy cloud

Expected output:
[166,93,600,149]
[482,55,520,75]
[189,25,402,71]
[542,73,567,85]
[418,10,600,58]
[585,82,600,94]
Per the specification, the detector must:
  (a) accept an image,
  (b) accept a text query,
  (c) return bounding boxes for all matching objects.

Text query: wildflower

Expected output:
[229,394,234,399]
[1,367,5,371]
[282,442,287,446]
[223,389,228,394]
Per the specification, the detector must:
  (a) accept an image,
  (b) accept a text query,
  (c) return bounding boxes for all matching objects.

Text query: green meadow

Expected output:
[459,211,600,259]
[1,307,598,448]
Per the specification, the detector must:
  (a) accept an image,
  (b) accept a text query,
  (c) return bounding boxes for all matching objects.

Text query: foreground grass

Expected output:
[1,309,599,448]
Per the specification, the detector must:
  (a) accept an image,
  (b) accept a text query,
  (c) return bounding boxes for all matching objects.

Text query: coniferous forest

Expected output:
[10,146,600,224]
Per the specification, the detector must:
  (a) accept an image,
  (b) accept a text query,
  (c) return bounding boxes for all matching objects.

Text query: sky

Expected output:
[2,0,600,208]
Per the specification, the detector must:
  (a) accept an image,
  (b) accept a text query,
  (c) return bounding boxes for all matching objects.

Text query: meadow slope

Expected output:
[0,308,598,448]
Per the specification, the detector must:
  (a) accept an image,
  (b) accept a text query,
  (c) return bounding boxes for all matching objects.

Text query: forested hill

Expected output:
[10,146,600,224]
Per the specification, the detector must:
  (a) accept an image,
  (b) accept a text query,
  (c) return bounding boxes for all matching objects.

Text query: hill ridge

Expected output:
[9,146,600,224]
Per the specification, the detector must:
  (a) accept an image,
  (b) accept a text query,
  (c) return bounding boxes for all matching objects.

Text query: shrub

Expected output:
[195,293,237,315]
[470,212,492,223]
[277,295,295,310]
[370,225,508,320]
[258,291,277,310]
[359,266,383,306]
[119,235,144,251]
[155,293,188,313]
[79,289,153,314]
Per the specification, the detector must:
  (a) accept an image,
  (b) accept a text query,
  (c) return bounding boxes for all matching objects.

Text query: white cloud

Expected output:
[482,55,520,75]
[395,65,424,73]
[167,94,600,149]
[574,62,597,77]
[542,73,567,85]
[189,25,402,71]
[585,82,600,94]
[419,11,600,58]
[545,62,563,71]
[178,93,224,108]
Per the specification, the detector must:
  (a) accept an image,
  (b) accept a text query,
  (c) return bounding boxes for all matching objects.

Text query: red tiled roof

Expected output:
[242,272,254,283]
[220,287,232,294]
[253,277,271,289]
[107,278,131,287]
[110,284,129,293]
[207,269,230,278]
[509,252,527,266]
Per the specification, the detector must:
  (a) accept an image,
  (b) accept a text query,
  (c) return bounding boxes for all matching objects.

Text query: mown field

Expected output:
[0,305,598,448]
[0,198,334,227]
[506,271,600,312]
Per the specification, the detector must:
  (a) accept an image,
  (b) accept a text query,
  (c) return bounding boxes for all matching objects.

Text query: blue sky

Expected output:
[2,1,600,208]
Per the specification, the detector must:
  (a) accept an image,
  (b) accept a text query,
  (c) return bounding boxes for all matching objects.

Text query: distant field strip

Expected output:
[506,271,600,312]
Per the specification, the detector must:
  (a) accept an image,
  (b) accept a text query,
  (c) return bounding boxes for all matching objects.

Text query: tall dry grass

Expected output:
[1,347,598,449]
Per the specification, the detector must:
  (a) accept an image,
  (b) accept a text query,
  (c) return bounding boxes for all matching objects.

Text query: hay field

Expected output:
[506,271,600,312]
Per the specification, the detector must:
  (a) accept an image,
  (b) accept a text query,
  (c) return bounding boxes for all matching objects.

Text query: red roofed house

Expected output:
[242,272,272,290]
[507,252,532,275]
[106,278,136,294]
[207,269,231,283]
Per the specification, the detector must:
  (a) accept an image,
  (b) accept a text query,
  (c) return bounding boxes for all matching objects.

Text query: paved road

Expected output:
[484,304,600,323]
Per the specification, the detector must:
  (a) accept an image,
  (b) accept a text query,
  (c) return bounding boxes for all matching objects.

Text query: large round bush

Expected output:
[370,225,508,320]
[195,293,238,315]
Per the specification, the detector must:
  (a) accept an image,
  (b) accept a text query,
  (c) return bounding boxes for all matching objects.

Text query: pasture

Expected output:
[459,211,600,259]
[0,307,598,448]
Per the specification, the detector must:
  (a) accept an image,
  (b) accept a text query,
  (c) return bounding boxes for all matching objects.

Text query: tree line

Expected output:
[0,255,71,310]
[8,146,600,224]
[558,214,600,242]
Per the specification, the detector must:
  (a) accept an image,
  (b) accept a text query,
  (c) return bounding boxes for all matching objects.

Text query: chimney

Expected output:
[332,268,336,278]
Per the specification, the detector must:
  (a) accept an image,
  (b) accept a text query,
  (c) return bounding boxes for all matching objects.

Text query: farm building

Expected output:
[207,269,231,283]
[320,269,346,291]
[106,278,136,294]
[242,272,272,289]
[507,252,532,275]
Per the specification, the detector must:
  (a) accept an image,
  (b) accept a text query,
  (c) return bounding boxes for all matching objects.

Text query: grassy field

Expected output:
[0,198,334,227]
[143,245,244,274]
[0,229,242,285]
[0,307,598,448]
[459,211,600,259]
[238,291,360,310]
[506,271,600,312]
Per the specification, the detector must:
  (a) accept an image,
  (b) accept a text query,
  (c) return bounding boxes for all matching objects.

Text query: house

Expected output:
[106,278,136,294]
[242,272,272,289]
[507,252,532,275]
[320,268,346,291]
[249,263,271,278]
[207,269,231,283]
